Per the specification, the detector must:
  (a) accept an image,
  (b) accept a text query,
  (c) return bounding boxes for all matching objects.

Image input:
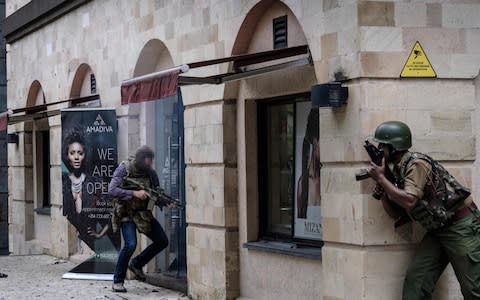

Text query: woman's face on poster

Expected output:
[68,142,85,170]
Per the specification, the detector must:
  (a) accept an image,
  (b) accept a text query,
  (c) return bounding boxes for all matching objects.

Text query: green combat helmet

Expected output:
[373,121,412,150]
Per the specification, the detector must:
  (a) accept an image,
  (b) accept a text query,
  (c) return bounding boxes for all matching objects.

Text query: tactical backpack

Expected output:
[398,152,471,231]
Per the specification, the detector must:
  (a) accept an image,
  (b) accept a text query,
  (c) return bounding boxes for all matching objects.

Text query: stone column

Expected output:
[319,99,418,300]
[48,116,76,258]
[321,79,471,299]
[7,124,34,254]
[127,104,141,154]
[184,99,239,299]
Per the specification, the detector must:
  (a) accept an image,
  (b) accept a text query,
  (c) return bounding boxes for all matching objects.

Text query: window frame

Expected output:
[257,92,323,248]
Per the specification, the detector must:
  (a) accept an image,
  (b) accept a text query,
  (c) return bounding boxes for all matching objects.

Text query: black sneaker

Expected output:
[128,262,146,281]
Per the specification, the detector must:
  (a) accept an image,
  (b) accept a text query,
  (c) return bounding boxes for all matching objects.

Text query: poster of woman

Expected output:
[294,102,322,240]
[61,108,121,254]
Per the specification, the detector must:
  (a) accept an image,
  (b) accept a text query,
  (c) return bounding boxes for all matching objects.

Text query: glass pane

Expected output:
[154,94,187,278]
[266,103,294,235]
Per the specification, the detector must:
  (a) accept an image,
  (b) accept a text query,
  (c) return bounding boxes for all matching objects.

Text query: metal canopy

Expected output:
[187,45,309,70]
[179,44,311,86]
[179,57,311,86]
[7,94,100,125]
[120,45,312,89]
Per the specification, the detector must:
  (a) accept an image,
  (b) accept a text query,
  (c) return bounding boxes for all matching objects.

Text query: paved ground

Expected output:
[0,255,188,300]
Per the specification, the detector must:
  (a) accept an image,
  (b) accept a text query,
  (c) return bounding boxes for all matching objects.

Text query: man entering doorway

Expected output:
[109,145,173,293]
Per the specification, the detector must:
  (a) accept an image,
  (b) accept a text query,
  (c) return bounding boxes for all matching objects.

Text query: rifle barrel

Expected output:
[124,177,184,208]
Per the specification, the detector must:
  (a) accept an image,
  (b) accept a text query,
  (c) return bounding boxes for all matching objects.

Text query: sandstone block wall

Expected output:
[321,1,480,299]
[5,0,480,299]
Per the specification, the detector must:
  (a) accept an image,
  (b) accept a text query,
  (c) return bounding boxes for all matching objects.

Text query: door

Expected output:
[154,90,187,279]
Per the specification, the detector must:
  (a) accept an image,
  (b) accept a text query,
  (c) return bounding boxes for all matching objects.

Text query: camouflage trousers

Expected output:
[403,213,480,300]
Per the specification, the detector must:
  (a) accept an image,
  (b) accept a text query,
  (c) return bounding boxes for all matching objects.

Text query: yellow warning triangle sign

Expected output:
[400,41,436,78]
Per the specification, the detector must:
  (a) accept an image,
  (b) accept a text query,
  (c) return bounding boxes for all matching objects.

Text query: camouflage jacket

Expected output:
[111,159,154,234]
[395,152,471,231]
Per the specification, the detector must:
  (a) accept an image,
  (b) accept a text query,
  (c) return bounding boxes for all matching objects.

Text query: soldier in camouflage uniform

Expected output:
[367,121,480,300]
[109,146,172,293]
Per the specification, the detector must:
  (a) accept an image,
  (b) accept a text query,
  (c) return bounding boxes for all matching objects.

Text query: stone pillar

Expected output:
[321,78,471,299]
[318,0,480,297]
[127,104,141,154]
[48,117,76,258]
[184,99,239,299]
[319,111,415,300]
[7,125,35,254]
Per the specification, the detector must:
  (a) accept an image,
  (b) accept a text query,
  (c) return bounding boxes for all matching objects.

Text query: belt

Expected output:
[451,202,477,223]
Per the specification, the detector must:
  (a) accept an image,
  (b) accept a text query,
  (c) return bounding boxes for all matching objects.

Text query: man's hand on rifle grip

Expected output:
[133,190,150,200]
[367,158,386,182]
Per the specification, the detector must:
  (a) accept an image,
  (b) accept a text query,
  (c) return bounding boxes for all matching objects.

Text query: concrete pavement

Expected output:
[0,254,187,300]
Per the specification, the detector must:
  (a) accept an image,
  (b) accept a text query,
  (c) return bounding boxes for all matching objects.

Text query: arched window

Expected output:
[232,1,321,244]
[131,39,175,148]
[131,39,185,275]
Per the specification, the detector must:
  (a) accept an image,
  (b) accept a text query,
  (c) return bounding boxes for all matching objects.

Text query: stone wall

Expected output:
[6,0,251,298]
[321,1,480,300]
[185,100,239,299]
[5,0,480,299]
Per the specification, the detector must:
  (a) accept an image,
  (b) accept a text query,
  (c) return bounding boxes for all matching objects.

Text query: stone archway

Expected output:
[128,39,183,278]
[127,39,175,154]
[133,39,174,77]
[227,0,313,96]
[10,80,52,255]
[26,80,45,109]
[184,0,319,297]
[227,1,320,299]
[24,80,47,241]
[70,63,96,98]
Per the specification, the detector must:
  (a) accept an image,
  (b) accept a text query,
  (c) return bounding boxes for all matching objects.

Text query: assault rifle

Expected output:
[355,140,411,228]
[123,177,184,210]
[355,140,397,188]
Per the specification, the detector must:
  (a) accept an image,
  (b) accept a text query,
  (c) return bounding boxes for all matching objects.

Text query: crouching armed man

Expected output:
[367,121,480,300]
[109,146,174,293]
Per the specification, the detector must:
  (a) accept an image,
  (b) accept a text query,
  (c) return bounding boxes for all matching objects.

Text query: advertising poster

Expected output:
[294,102,322,240]
[61,108,120,258]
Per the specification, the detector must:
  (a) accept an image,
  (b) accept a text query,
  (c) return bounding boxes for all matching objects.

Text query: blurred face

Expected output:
[135,156,154,173]
[68,142,85,169]
[144,157,153,168]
